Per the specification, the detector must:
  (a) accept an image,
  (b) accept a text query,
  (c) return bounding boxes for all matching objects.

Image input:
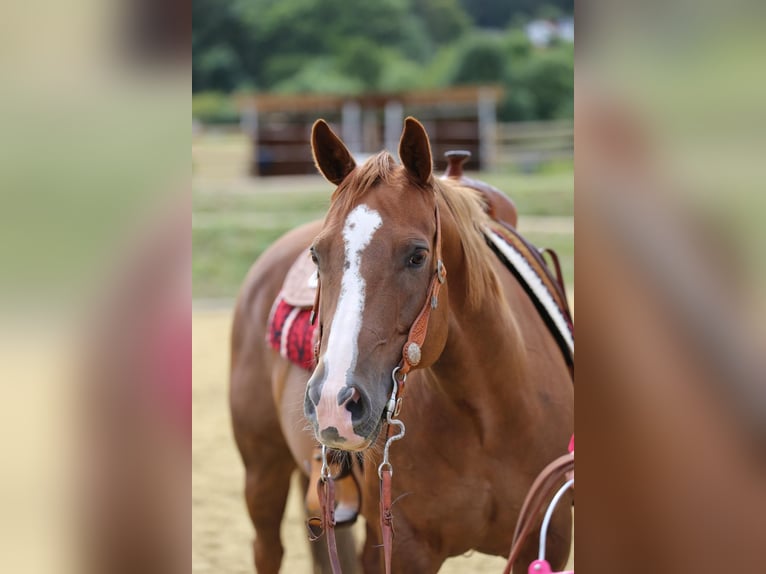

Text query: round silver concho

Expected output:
[405,342,421,366]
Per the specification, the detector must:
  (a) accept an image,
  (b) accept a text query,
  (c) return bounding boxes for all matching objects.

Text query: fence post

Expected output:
[384,100,404,155]
[478,88,497,171]
[241,102,259,176]
[341,100,362,157]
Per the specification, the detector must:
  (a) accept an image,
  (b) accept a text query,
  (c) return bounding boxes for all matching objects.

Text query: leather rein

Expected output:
[310,202,446,574]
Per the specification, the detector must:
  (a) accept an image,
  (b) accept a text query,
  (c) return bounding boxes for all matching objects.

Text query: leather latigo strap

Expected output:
[502,452,574,574]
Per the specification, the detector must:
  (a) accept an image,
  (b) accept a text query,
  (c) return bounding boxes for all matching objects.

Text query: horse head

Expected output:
[303,118,452,451]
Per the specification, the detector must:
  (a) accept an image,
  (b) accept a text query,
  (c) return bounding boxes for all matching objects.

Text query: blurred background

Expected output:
[192,0,574,297]
[192,1,574,572]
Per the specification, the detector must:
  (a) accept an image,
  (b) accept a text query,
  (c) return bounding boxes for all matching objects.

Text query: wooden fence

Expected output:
[192,119,573,179]
[492,120,573,171]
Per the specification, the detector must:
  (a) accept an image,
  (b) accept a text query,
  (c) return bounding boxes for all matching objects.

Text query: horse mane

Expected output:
[331,151,501,309]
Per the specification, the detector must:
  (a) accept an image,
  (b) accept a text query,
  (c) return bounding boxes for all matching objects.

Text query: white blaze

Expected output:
[316,204,382,434]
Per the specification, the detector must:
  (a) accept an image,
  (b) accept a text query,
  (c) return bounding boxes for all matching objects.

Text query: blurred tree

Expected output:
[412,0,471,44]
[459,0,574,28]
[505,28,532,60]
[192,0,251,92]
[521,44,573,119]
[194,45,243,93]
[192,0,574,122]
[273,58,365,94]
[335,38,387,90]
[247,0,421,87]
[450,33,506,84]
[192,92,241,124]
[378,55,426,92]
[501,42,573,121]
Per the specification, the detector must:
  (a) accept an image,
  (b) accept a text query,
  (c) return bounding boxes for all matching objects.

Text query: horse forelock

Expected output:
[330,151,397,210]
[326,151,500,309]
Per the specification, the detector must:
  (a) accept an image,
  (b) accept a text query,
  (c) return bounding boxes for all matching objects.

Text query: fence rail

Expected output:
[492,120,573,170]
[192,119,574,178]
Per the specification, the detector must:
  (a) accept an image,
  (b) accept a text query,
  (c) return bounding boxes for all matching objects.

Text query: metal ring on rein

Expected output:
[378,367,407,480]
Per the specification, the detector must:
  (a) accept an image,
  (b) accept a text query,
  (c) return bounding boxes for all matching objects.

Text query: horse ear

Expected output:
[311,119,356,185]
[398,117,433,185]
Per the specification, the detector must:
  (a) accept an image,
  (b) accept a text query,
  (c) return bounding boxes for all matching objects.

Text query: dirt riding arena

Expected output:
[192,307,519,573]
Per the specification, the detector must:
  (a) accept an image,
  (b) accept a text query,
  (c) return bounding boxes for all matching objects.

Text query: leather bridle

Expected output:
[379,202,445,574]
[390,202,446,399]
[311,200,447,574]
[310,201,446,375]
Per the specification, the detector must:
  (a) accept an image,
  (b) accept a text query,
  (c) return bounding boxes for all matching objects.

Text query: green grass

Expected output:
[193,188,328,298]
[192,171,572,298]
[477,172,573,216]
[193,188,331,214]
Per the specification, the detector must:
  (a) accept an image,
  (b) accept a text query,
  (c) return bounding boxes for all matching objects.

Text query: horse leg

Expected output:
[244,456,295,574]
[231,329,295,572]
[233,388,295,573]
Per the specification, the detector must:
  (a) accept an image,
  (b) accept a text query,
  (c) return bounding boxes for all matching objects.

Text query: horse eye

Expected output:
[309,249,319,265]
[407,250,427,268]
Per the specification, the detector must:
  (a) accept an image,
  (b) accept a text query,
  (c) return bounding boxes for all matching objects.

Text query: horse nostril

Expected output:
[341,387,365,422]
[337,385,360,407]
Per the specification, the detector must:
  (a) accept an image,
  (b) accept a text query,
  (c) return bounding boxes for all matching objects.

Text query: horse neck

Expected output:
[418,195,553,423]
[429,269,531,411]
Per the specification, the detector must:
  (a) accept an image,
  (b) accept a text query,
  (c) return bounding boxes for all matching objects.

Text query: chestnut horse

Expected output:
[230,118,573,573]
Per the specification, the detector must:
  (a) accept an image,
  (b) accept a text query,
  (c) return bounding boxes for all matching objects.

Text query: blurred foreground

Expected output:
[0,0,189,572]
[575,0,766,571]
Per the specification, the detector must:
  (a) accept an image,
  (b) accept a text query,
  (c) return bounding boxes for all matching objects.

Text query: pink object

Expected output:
[267,297,317,370]
[533,476,575,574]
[528,560,573,574]
[568,434,574,453]
[152,308,191,442]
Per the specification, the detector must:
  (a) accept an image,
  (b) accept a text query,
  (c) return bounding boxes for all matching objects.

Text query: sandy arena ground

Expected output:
[193,307,565,573]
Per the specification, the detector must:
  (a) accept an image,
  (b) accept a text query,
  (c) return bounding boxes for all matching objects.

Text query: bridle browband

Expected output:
[310,199,446,574]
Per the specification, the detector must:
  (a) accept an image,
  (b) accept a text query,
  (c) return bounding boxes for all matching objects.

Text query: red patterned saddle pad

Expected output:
[267,297,317,371]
